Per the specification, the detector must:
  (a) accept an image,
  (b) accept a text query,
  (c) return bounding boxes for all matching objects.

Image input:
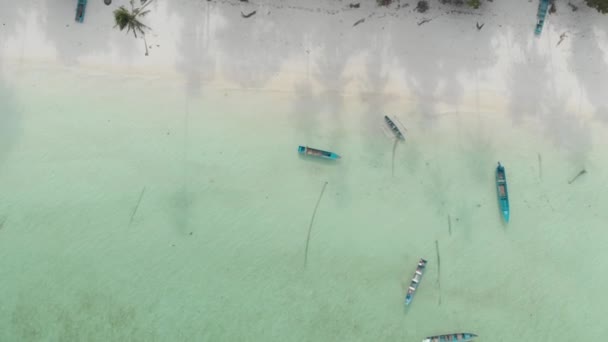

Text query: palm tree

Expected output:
[586,0,608,13]
[113,0,154,55]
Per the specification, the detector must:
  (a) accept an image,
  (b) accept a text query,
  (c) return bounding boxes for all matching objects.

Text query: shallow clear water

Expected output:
[1,0,608,340]
[1,64,606,341]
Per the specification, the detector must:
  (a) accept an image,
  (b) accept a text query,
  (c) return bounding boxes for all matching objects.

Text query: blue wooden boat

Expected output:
[534,0,549,35]
[422,333,478,342]
[75,0,88,23]
[384,115,405,141]
[496,162,510,223]
[405,258,427,306]
[298,146,341,160]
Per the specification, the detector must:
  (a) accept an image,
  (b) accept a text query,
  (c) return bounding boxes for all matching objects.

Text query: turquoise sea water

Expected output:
[1,63,606,341]
[1,1,608,341]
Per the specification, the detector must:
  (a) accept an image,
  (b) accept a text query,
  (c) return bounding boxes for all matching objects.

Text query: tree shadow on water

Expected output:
[166,1,219,97]
[387,10,499,130]
[569,21,608,124]
[361,57,401,174]
[214,3,300,90]
[0,2,25,168]
[507,28,593,165]
[0,81,21,168]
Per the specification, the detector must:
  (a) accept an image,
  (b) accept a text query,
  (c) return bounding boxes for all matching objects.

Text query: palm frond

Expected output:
[137,9,151,17]
[113,0,154,54]
[113,2,152,38]
[113,6,133,30]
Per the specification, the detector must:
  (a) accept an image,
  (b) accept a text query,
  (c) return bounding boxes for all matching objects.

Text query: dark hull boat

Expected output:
[384,115,405,141]
[404,258,427,306]
[422,333,478,342]
[496,162,510,223]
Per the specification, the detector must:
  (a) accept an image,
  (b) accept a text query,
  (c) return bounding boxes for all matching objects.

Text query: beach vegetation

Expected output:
[416,1,429,12]
[440,0,482,8]
[585,0,608,13]
[376,0,394,6]
[466,0,481,9]
[113,0,154,55]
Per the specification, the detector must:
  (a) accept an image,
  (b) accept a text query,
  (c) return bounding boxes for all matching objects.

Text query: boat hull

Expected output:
[404,258,427,306]
[384,115,405,140]
[496,162,510,223]
[422,333,477,342]
[298,146,341,160]
[535,0,549,35]
[75,0,88,23]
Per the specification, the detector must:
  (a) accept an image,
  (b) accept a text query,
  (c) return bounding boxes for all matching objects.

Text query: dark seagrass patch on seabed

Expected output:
[10,288,156,341]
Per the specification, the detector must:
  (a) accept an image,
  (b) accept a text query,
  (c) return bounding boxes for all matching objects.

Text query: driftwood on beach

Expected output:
[353,18,365,26]
[241,10,256,18]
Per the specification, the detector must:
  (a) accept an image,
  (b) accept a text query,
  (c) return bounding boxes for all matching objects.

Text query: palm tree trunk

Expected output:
[143,34,149,56]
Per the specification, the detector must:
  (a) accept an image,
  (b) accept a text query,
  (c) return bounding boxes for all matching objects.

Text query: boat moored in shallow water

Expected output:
[496,162,510,223]
[384,115,405,141]
[405,258,427,306]
[422,333,478,342]
[298,146,341,160]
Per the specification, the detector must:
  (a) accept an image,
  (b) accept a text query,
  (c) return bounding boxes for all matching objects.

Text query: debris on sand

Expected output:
[241,10,256,18]
[417,18,432,26]
[557,32,567,46]
[549,0,556,14]
[349,3,360,8]
[353,18,365,26]
[568,2,578,11]
[476,22,484,30]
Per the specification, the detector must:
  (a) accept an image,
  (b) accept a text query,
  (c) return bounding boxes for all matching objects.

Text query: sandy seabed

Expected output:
[1,0,607,341]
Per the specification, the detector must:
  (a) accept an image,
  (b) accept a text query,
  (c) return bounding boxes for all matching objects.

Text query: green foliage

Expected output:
[467,0,481,9]
[113,0,151,38]
[416,0,429,12]
[585,0,608,13]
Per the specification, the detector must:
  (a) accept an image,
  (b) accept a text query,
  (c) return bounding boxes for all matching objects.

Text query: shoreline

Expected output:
[3,1,606,123]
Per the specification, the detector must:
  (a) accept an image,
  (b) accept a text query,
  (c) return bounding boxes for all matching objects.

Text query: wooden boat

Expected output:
[496,162,510,223]
[422,333,478,342]
[534,0,549,35]
[404,258,427,306]
[75,0,88,23]
[298,146,341,160]
[384,115,405,141]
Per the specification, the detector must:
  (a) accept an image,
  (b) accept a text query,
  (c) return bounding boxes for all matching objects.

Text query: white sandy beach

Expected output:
[1,0,608,341]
